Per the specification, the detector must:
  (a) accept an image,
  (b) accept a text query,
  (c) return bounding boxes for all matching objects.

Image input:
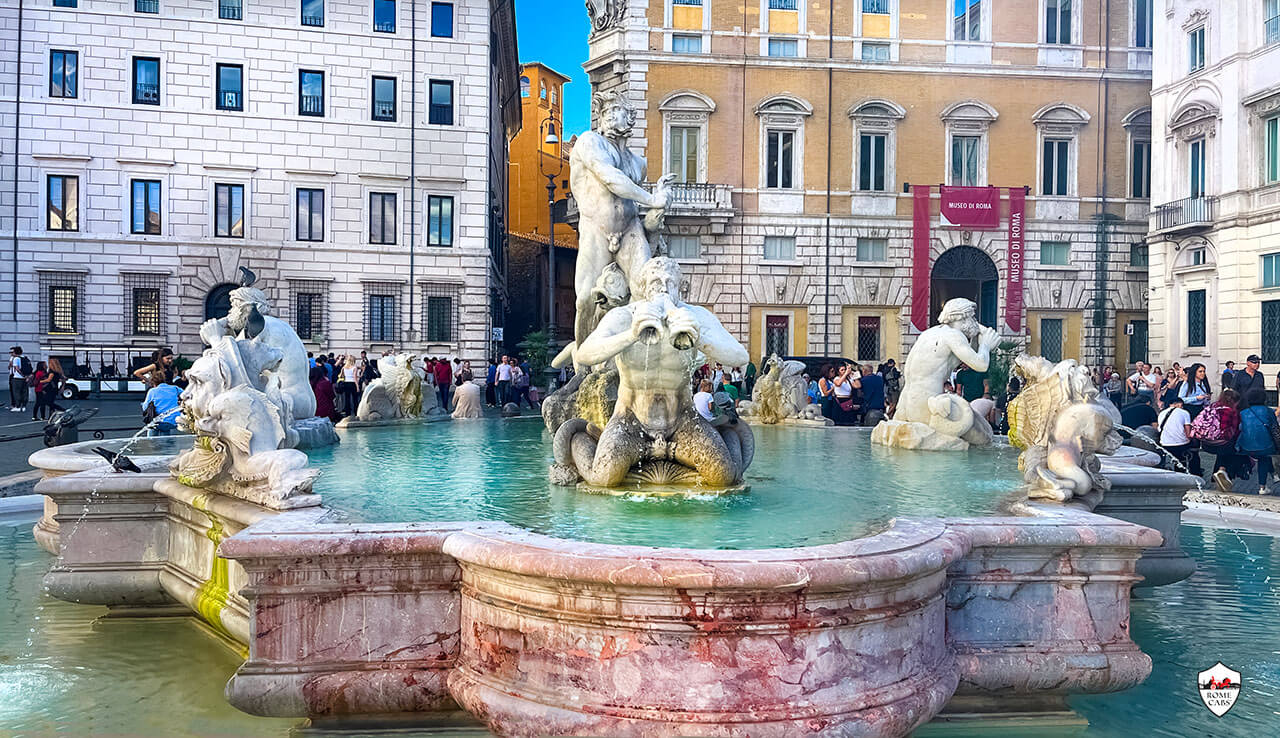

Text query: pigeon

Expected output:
[91,446,143,473]
[237,265,258,287]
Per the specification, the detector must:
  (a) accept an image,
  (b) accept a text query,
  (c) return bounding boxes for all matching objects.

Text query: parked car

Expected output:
[779,356,858,379]
[60,377,149,400]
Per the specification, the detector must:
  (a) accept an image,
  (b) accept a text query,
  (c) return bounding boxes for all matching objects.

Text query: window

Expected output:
[47,175,78,231]
[50,285,78,333]
[863,0,889,12]
[1135,0,1152,48]
[766,129,795,188]
[856,237,887,262]
[216,63,243,111]
[954,0,982,41]
[764,235,795,261]
[296,188,324,241]
[1189,26,1205,72]
[950,135,981,186]
[136,0,159,13]
[857,316,881,361]
[672,34,703,54]
[294,290,324,341]
[427,195,453,246]
[673,0,703,4]
[1131,139,1151,197]
[367,293,398,342]
[1129,242,1149,267]
[859,133,887,191]
[130,179,161,234]
[299,70,324,116]
[214,183,244,238]
[424,286,458,342]
[50,50,77,98]
[372,76,396,121]
[302,0,324,27]
[132,57,160,105]
[370,192,397,244]
[519,76,530,97]
[861,42,890,61]
[220,0,242,20]
[131,287,161,335]
[1041,318,1064,362]
[1190,247,1207,266]
[1042,138,1070,195]
[668,126,699,183]
[1267,117,1280,183]
[53,0,77,6]
[431,2,453,37]
[539,80,547,100]
[373,0,395,32]
[1265,253,1280,288]
[1269,0,1280,45]
[1040,241,1070,266]
[767,38,798,57]
[429,80,453,125]
[667,235,702,259]
[1263,300,1280,363]
[1190,139,1206,198]
[550,86,558,105]
[1045,0,1072,45]
[765,315,790,356]
[1187,289,1206,347]
[769,0,798,7]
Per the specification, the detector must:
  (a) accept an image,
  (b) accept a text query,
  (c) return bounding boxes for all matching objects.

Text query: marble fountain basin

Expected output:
[26,423,1194,737]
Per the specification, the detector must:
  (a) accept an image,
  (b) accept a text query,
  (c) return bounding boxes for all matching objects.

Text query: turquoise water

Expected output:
[3,514,1278,736]
[306,419,1027,549]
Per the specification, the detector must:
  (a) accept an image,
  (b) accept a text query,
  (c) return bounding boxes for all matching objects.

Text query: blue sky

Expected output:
[515,1,592,135]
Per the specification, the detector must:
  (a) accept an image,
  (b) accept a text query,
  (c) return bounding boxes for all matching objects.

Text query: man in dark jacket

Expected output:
[1233,355,1266,405]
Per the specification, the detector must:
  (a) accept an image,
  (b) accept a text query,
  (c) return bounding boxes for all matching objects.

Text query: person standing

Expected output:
[1157,396,1199,476]
[1232,355,1266,404]
[1236,388,1278,492]
[485,357,499,407]
[1221,361,1236,390]
[730,365,744,395]
[817,364,837,419]
[954,363,989,402]
[858,364,886,425]
[38,358,67,418]
[337,355,362,417]
[8,346,31,413]
[29,361,50,421]
[132,347,176,387]
[1178,363,1212,421]
[744,360,757,396]
[310,366,337,422]
[434,356,453,410]
[495,354,513,406]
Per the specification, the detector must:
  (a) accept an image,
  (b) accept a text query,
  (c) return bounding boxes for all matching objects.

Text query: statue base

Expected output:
[550,459,750,498]
[293,417,340,448]
[335,411,451,429]
[871,420,970,451]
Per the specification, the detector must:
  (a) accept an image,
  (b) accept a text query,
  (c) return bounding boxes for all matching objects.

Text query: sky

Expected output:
[515,0,592,136]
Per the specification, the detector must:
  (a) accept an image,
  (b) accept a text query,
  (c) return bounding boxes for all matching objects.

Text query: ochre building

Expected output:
[584,0,1154,368]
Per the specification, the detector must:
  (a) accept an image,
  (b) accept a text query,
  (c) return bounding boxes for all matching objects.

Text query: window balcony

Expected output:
[219,2,242,20]
[564,182,736,234]
[374,21,396,32]
[769,0,798,8]
[300,95,324,116]
[218,90,241,110]
[135,0,158,13]
[672,0,702,5]
[302,14,324,27]
[373,101,395,120]
[1151,195,1217,235]
[133,83,159,105]
[862,0,889,13]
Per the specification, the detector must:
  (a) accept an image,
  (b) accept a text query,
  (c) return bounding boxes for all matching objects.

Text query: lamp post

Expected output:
[539,111,563,343]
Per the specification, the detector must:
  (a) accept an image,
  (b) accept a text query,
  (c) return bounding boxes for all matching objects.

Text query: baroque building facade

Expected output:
[1147,0,1280,375]
[0,0,518,372]
[583,0,1153,368]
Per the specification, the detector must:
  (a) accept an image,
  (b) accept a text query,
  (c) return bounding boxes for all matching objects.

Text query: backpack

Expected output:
[1189,403,1240,444]
[19,356,32,376]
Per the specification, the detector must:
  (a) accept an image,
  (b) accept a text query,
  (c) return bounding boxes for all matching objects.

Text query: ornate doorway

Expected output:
[930,246,998,327]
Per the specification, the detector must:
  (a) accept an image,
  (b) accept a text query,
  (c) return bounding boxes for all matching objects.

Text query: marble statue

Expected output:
[871,298,998,451]
[1007,354,1123,508]
[550,257,755,488]
[354,353,441,422]
[561,92,673,369]
[585,0,627,35]
[739,354,828,425]
[172,335,319,509]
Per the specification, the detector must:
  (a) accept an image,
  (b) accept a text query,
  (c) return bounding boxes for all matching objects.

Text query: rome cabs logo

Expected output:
[1198,662,1242,717]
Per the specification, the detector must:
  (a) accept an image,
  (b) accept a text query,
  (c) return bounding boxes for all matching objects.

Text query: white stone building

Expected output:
[1147,0,1280,377]
[0,0,518,374]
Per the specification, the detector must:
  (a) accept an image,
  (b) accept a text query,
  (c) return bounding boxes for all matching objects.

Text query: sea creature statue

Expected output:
[549,257,755,489]
[1007,354,1123,508]
[585,0,627,35]
[171,334,320,510]
[355,353,438,421]
[871,298,999,451]
[738,354,827,424]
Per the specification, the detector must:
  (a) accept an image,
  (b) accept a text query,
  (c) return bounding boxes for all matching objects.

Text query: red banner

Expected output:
[911,185,931,331]
[939,185,1000,229]
[1005,188,1025,333]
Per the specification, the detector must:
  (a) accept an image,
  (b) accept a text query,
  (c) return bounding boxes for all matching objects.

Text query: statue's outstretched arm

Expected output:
[580,140,663,208]
[575,308,636,367]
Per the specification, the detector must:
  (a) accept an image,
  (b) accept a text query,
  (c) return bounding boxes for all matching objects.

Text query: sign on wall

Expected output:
[1005,188,1025,333]
[939,186,1001,229]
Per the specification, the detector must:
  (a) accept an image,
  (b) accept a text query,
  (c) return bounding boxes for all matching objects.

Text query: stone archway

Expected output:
[931,246,998,327]
[204,283,237,321]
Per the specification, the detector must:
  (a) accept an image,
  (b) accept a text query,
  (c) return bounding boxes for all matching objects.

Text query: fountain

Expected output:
[337,352,450,427]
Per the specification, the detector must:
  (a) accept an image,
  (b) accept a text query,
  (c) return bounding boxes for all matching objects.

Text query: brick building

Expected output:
[0,0,519,373]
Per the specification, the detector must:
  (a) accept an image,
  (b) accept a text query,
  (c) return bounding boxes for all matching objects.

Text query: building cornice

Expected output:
[116,158,175,167]
[32,153,91,163]
[203,164,258,173]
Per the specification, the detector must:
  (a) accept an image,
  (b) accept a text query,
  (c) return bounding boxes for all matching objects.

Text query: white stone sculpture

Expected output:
[738,354,829,425]
[352,353,441,422]
[559,92,673,370]
[1007,354,1123,508]
[871,298,998,451]
[550,257,755,488]
[171,335,319,509]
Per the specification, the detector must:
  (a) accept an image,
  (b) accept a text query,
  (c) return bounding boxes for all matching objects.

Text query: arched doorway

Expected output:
[204,283,237,321]
[931,246,998,327]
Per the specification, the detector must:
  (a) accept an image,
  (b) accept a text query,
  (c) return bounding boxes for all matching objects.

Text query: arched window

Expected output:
[550,85,558,105]
[540,80,547,100]
[848,99,906,195]
[754,95,813,191]
[660,90,717,184]
[204,283,237,321]
[519,76,530,98]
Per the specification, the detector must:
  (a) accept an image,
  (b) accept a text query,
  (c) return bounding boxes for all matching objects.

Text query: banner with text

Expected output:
[1005,187,1025,333]
[911,185,931,331]
[939,185,1001,229]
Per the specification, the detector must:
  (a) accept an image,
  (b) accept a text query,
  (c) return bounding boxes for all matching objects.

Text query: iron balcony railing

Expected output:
[134,83,159,104]
[769,0,799,9]
[672,0,702,5]
[300,95,324,115]
[219,2,242,20]
[862,0,890,13]
[302,14,324,27]
[374,21,396,32]
[135,0,158,13]
[218,90,241,110]
[373,101,395,120]
[1152,195,1217,233]
[1268,15,1280,44]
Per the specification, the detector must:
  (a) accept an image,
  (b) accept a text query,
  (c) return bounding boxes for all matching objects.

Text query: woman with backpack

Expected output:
[37,358,67,419]
[1235,388,1279,493]
[1190,388,1243,492]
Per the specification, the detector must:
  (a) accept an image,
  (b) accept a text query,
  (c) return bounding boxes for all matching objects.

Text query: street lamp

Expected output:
[539,110,563,344]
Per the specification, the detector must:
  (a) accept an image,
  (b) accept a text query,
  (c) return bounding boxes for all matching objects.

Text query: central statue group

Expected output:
[543,92,754,490]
